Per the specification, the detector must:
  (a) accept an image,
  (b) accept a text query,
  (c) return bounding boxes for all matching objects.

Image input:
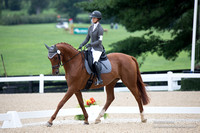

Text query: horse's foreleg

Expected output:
[95,80,117,124]
[46,90,74,127]
[75,90,89,125]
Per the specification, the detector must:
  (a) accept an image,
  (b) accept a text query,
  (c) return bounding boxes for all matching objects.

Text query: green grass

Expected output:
[0,23,190,76]
[138,52,190,72]
[1,9,28,16]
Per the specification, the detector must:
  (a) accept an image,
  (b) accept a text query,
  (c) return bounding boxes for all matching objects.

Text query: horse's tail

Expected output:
[131,57,150,105]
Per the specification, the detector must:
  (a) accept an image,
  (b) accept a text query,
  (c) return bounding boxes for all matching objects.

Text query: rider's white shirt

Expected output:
[91,22,103,63]
[93,22,99,31]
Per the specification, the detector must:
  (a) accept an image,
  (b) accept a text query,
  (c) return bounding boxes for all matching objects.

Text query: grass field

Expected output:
[0,23,190,76]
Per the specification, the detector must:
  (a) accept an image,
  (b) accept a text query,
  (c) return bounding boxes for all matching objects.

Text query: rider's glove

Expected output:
[86,43,91,48]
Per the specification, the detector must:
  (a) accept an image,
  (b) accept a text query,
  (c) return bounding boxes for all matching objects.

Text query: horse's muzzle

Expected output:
[52,69,59,76]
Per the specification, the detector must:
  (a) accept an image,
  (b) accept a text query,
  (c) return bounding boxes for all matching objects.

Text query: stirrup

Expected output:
[95,79,103,85]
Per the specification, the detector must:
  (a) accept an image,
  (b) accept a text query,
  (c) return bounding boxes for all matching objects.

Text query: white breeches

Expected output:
[91,48,102,63]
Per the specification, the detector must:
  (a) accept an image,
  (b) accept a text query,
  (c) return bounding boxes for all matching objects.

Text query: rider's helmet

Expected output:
[90,10,102,20]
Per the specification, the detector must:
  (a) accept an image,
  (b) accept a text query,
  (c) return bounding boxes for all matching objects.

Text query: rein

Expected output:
[52,51,81,69]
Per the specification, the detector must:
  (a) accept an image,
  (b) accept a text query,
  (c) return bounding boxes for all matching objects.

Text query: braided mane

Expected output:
[56,42,78,53]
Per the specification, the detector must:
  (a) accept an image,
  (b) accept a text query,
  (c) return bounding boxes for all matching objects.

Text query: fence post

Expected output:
[88,105,103,122]
[2,111,22,128]
[167,71,173,91]
[39,74,44,93]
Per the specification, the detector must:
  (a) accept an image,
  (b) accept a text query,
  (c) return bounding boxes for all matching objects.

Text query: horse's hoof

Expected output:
[46,121,53,127]
[141,119,147,123]
[84,121,89,125]
[95,119,101,124]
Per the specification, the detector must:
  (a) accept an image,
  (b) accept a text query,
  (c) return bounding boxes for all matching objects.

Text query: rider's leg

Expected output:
[94,61,103,85]
[91,48,103,85]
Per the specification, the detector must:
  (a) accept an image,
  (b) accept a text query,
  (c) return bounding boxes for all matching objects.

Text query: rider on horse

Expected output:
[79,10,104,85]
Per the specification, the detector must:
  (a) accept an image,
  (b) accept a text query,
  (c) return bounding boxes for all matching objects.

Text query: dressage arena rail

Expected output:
[1,106,200,128]
[0,71,200,93]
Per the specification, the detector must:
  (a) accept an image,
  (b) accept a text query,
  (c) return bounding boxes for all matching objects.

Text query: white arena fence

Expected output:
[1,106,200,128]
[0,71,200,93]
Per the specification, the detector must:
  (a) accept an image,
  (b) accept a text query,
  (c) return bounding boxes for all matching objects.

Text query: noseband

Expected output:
[52,53,62,69]
[52,52,81,69]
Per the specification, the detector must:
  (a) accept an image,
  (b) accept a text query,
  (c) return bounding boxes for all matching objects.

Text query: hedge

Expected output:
[0,14,57,25]
[180,78,200,91]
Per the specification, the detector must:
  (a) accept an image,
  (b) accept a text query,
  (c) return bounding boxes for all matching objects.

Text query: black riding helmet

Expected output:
[90,10,102,20]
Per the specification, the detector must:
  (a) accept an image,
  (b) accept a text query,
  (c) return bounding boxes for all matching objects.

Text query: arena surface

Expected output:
[0,91,200,133]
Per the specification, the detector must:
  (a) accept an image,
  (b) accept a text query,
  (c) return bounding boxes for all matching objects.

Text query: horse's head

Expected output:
[45,44,62,75]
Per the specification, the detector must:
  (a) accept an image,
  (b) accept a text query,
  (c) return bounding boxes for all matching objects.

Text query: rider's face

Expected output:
[92,17,98,23]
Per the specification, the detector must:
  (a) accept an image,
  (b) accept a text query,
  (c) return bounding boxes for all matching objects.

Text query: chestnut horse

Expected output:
[45,42,150,127]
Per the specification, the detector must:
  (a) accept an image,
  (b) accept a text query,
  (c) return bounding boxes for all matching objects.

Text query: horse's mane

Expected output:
[57,42,78,53]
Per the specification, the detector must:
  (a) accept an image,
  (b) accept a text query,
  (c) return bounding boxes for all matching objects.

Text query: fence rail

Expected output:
[1,106,200,128]
[0,72,200,93]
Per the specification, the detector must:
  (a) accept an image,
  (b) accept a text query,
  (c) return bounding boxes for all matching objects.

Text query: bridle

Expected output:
[52,51,81,69]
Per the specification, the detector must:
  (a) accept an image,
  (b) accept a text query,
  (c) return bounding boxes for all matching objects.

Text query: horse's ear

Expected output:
[44,44,50,50]
[53,44,57,52]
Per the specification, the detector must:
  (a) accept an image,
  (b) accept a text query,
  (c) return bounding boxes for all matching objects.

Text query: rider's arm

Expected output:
[80,34,90,47]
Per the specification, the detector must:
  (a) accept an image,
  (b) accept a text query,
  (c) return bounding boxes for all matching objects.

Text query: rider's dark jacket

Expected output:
[80,24,104,52]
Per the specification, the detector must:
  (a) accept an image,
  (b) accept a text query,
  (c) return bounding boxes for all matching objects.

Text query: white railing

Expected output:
[1,106,200,128]
[0,74,66,93]
[0,72,200,93]
[115,71,200,92]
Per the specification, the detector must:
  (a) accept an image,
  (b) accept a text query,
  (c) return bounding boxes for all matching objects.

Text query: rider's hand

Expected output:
[86,43,91,48]
[78,45,82,49]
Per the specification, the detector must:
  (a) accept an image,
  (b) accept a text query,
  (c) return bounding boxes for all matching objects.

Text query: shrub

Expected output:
[0,14,57,25]
[180,78,200,91]
[74,113,108,121]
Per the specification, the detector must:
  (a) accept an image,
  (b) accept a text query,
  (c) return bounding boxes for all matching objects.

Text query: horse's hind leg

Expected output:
[95,79,118,124]
[130,88,147,123]
[122,79,147,123]
[75,90,89,125]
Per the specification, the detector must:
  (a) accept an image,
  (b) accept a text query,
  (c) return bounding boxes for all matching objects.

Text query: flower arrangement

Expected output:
[85,97,96,107]
[74,97,108,120]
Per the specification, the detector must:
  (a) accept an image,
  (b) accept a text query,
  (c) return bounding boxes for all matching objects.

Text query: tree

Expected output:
[3,0,9,9]
[55,0,83,19]
[0,0,21,10]
[8,0,21,10]
[28,0,50,15]
[77,0,200,66]
[0,0,2,17]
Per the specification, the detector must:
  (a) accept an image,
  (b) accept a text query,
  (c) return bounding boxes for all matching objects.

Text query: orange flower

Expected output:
[86,99,92,106]
[86,97,96,106]
[90,97,96,104]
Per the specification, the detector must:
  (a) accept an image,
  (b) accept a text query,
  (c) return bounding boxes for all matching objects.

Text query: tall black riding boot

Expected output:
[94,62,103,85]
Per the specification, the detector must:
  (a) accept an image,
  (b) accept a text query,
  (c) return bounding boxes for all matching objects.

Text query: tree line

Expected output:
[0,0,84,18]
[77,0,200,68]
[0,0,199,68]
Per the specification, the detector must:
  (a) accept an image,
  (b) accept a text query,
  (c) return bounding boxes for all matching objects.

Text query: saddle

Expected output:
[83,50,112,89]
[84,49,112,74]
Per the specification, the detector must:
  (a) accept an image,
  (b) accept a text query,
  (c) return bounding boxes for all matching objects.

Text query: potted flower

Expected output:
[74,97,108,121]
